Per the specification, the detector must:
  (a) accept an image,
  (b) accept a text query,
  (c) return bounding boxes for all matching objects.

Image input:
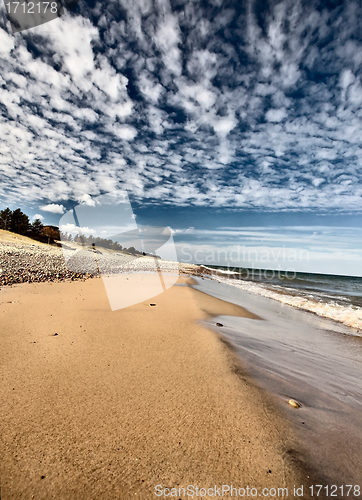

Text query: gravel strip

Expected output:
[0,242,200,287]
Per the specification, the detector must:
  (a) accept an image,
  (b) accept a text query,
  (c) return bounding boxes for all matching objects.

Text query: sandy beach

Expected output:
[0,274,317,499]
[3,1,362,497]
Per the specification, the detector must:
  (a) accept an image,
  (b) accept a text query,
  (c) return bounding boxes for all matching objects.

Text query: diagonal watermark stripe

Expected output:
[59,192,179,310]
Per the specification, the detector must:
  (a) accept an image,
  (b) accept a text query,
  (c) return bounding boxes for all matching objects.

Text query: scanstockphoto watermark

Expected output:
[180,245,310,267]
[154,484,361,498]
[155,484,293,497]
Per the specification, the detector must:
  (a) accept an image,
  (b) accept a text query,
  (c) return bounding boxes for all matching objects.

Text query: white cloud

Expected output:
[316,149,337,160]
[212,116,238,137]
[32,214,44,220]
[155,14,182,77]
[138,72,164,103]
[265,108,287,123]
[60,223,95,235]
[40,203,65,214]
[47,16,99,82]
[0,29,14,56]
[111,125,138,141]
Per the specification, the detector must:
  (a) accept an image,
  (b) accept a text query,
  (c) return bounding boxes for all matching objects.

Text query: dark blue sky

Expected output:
[1,0,362,273]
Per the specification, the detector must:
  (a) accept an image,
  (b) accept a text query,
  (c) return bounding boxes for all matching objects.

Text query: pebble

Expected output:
[0,242,93,286]
[216,322,223,327]
[288,399,302,408]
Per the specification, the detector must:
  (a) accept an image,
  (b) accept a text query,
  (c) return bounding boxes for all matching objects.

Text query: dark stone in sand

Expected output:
[53,333,58,336]
[216,323,223,327]
[150,303,156,306]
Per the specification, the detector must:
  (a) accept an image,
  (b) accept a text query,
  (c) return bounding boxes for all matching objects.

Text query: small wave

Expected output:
[200,265,239,275]
[207,275,362,331]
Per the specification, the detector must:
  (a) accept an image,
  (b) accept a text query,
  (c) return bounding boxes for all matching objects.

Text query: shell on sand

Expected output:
[288,399,302,409]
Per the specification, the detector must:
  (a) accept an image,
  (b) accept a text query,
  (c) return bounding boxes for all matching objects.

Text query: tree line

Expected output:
[61,232,138,254]
[0,207,46,237]
[61,232,159,257]
[0,207,158,257]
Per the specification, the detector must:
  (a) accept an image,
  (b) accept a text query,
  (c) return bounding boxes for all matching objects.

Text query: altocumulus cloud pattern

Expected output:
[0,0,362,210]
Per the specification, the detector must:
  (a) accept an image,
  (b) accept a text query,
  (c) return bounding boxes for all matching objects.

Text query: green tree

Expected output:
[0,208,12,231]
[10,208,30,235]
[31,218,43,234]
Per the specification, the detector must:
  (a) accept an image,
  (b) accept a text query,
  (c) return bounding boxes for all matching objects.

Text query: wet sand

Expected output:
[0,275,315,499]
[192,277,362,491]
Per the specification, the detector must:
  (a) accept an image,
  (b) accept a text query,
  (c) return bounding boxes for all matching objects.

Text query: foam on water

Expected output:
[200,265,238,275]
[206,274,362,332]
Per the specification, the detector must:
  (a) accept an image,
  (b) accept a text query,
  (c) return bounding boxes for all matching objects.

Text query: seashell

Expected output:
[288,399,302,408]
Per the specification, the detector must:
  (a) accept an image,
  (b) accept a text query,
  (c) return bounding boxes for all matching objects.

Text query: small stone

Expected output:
[149,303,156,306]
[216,322,223,327]
[288,399,302,408]
[53,333,58,336]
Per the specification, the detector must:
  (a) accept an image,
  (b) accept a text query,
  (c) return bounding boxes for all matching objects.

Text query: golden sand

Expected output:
[0,275,312,499]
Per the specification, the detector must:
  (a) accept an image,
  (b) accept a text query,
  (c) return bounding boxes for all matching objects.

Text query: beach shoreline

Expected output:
[192,277,362,492]
[0,274,319,499]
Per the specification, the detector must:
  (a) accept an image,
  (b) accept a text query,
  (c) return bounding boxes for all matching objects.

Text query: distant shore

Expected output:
[0,234,200,286]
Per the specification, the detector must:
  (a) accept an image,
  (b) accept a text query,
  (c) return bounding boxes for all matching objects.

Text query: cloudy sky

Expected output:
[1,0,362,274]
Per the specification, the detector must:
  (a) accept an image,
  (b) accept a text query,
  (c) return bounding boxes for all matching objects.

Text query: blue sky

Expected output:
[1,0,362,275]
